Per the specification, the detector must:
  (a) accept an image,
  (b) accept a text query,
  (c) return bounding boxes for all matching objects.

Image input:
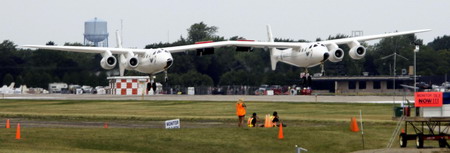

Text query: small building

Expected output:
[312,76,414,94]
[107,76,150,95]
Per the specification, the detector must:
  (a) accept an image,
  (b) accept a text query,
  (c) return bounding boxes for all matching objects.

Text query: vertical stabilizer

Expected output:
[267,25,274,42]
[267,25,277,70]
[118,54,126,76]
[115,30,123,48]
[8,82,15,89]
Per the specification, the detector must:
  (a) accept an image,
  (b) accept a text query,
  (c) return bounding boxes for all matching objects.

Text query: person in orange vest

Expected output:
[236,98,246,127]
[247,112,260,127]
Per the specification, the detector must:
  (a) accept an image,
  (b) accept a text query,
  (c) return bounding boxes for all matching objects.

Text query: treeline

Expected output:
[1,22,449,88]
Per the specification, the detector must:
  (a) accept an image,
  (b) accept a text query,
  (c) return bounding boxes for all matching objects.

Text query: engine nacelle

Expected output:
[328,48,344,62]
[349,46,366,60]
[100,56,117,70]
[125,56,139,69]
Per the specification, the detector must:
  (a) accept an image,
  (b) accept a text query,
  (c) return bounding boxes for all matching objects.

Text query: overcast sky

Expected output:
[1,0,448,48]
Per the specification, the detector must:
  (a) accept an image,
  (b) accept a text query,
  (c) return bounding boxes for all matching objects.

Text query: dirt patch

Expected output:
[352,148,450,153]
[1,119,237,128]
[1,118,316,129]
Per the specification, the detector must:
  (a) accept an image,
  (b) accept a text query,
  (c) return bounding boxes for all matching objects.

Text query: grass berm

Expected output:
[0,99,415,152]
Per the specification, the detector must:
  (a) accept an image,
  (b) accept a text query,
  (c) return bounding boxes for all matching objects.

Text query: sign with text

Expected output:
[165,119,180,129]
[415,92,443,107]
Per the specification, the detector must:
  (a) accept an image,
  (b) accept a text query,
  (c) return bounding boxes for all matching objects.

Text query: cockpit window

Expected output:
[321,44,325,47]
[165,50,169,53]
[309,45,312,49]
[153,52,156,55]
[157,51,161,53]
[314,44,318,47]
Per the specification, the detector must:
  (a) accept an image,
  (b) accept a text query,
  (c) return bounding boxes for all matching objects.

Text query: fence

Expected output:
[162,85,268,95]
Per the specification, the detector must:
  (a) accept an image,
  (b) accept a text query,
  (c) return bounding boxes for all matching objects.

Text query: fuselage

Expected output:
[273,42,329,68]
[135,42,328,75]
[135,49,173,74]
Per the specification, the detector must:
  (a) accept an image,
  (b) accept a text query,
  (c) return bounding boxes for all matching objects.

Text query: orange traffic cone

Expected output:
[104,122,108,128]
[278,122,284,139]
[350,117,359,132]
[6,119,10,128]
[264,114,270,128]
[16,123,21,140]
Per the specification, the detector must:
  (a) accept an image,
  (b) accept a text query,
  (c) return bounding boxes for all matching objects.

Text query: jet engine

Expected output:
[125,56,139,69]
[349,46,366,60]
[328,48,344,62]
[100,56,117,70]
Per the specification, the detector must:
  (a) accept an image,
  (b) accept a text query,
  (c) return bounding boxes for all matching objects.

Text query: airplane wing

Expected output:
[164,29,431,53]
[22,45,148,55]
[320,29,431,45]
[24,29,431,54]
[163,41,302,53]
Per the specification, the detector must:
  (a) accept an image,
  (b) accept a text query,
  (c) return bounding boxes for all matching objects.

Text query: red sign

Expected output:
[415,92,443,107]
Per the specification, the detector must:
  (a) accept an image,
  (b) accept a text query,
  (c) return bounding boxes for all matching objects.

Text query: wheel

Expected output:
[416,134,424,148]
[152,82,157,92]
[399,133,407,147]
[439,139,447,148]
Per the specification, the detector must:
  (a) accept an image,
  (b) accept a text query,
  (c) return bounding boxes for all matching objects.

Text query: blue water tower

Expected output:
[84,17,109,47]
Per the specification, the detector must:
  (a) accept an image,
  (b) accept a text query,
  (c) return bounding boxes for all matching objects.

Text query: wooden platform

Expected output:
[392,117,450,122]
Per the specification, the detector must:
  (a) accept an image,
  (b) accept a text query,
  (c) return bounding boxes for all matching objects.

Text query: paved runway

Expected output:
[2,94,414,104]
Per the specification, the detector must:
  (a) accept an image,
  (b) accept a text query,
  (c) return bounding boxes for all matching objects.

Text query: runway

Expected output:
[2,94,414,104]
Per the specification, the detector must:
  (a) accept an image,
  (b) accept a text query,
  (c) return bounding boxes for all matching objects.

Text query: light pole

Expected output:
[413,44,419,93]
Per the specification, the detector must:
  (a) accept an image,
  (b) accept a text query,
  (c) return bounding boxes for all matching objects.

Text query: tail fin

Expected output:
[115,30,123,48]
[8,82,15,89]
[267,25,278,70]
[116,30,125,76]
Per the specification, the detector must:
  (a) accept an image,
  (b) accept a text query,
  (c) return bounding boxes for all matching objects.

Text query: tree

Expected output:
[428,35,450,51]
[2,73,14,85]
[15,75,24,86]
[46,41,55,45]
[187,22,218,43]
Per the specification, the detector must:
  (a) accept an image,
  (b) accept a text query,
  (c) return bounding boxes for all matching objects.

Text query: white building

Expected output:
[48,83,68,94]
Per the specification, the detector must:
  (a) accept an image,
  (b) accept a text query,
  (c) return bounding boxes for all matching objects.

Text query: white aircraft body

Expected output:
[0,82,15,94]
[23,26,431,84]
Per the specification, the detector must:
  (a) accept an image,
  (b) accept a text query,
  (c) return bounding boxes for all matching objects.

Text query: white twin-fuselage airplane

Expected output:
[23,26,431,84]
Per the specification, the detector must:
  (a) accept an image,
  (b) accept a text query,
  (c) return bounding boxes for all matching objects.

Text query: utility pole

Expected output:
[380,43,408,108]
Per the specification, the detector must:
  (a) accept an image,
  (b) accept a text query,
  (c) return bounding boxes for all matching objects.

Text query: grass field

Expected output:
[0,99,404,153]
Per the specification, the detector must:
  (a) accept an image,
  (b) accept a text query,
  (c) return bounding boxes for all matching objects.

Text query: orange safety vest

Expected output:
[270,116,275,122]
[270,116,276,127]
[247,117,254,127]
[236,102,246,116]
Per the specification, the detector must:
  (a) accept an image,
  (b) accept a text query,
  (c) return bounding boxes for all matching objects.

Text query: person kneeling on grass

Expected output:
[247,113,260,127]
[271,111,286,127]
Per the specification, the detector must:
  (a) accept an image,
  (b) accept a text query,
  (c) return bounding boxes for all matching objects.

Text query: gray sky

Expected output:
[1,0,448,48]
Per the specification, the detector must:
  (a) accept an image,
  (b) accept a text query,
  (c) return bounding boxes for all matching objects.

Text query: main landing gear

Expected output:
[320,62,325,76]
[164,70,168,83]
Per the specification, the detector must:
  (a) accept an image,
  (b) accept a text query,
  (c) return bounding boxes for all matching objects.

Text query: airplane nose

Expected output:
[323,52,329,61]
[165,58,173,69]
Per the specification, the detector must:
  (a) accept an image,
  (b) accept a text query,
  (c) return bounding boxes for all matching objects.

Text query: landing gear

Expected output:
[320,62,325,76]
[299,69,312,95]
[164,70,169,83]
[148,75,157,94]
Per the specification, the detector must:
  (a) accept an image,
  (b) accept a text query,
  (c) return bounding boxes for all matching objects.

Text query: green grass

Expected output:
[0,125,395,153]
[0,99,405,153]
[0,100,395,122]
